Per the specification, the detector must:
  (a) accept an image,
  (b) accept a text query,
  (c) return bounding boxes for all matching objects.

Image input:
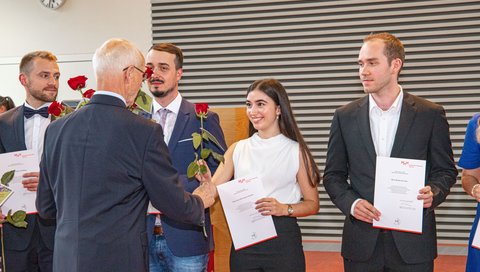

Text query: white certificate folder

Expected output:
[217,176,277,250]
[373,156,426,234]
[0,150,39,213]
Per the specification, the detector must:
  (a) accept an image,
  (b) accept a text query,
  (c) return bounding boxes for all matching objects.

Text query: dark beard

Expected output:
[151,87,173,98]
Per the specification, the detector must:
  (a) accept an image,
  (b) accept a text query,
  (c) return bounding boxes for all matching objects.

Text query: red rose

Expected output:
[83,89,95,99]
[68,75,88,90]
[195,103,209,115]
[144,66,153,80]
[48,101,65,117]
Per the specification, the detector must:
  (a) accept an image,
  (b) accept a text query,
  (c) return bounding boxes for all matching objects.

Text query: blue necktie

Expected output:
[24,107,49,119]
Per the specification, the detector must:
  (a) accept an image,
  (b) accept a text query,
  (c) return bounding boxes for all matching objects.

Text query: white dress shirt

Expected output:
[149,93,182,217]
[23,102,51,159]
[152,93,182,145]
[351,86,403,216]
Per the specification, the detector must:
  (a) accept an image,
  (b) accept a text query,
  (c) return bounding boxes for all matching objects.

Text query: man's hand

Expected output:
[353,199,381,223]
[22,172,40,192]
[0,208,4,228]
[192,181,217,208]
[418,185,434,208]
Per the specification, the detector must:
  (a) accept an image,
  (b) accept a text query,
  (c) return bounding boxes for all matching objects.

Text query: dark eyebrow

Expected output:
[358,58,379,63]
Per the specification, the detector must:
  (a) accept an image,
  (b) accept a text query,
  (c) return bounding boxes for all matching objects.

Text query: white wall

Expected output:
[0,0,152,106]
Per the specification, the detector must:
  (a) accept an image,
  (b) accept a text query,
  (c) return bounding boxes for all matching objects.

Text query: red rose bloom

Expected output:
[195,103,209,115]
[68,75,88,90]
[144,66,153,80]
[48,101,65,117]
[83,89,95,99]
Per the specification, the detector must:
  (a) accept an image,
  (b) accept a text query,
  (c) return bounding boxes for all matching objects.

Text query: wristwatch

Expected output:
[287,204,294,216]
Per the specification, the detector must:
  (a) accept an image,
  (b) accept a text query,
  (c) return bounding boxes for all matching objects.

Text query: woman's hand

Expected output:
[255,197,287,216]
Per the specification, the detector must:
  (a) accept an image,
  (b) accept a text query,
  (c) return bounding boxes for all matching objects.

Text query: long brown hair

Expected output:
[247,78,320,187]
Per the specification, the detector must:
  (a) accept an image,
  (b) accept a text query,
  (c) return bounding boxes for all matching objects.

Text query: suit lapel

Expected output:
[391,92,416,157]
[356,97,377,163]
[14,106,27,150]
[168,99,191,151]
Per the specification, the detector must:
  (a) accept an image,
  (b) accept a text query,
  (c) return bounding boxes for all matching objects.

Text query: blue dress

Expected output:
[458,113,480,272]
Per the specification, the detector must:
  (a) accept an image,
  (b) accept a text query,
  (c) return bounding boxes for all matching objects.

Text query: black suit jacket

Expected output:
[323,92,457,263]
[0,106,55,251]
[36,94,206,272]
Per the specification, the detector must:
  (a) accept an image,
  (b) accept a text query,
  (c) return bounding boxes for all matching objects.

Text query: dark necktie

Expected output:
[24,107,49,119]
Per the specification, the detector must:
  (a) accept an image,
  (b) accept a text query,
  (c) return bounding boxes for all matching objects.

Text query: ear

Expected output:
[176,68,183,81]
[19,73,27,86]
[391,58,402,74]
[276,105,281,116]
[124,67,133,83]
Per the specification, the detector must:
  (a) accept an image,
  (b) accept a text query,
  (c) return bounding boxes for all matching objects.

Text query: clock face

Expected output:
[40,0,66,10]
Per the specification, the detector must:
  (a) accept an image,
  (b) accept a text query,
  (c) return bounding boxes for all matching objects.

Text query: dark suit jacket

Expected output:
[323,92,457,264]
[36,94,206,272]
[146,98,226,257]
[0,105,55,252]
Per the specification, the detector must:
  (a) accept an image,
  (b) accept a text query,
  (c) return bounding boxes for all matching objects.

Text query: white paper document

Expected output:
[0,150,39,213]
[373,156,426,234]
[217,176,277,250]
[471,221,480,249]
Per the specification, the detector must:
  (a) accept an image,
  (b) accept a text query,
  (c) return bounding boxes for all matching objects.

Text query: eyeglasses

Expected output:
[123,66,150,82]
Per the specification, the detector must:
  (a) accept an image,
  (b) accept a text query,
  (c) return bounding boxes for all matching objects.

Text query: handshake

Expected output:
[191,160,217,208]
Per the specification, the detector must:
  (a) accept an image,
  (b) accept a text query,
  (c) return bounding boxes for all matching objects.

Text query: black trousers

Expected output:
[343,230,434,272]
[3,222,53,272]
[230,216,305,272]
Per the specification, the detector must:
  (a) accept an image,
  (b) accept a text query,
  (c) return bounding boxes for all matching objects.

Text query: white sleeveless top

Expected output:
[232,133,301,204]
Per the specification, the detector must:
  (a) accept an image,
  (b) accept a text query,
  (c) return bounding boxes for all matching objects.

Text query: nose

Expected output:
[360,66,369,76]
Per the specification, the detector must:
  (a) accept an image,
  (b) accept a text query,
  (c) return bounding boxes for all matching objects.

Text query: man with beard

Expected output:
[145,43,226,272]
[0,51,59,272]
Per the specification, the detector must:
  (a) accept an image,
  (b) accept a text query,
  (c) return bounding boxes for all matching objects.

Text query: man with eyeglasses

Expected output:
[0,51,60,272]
[36,38,217,272]
[145,43,226,272]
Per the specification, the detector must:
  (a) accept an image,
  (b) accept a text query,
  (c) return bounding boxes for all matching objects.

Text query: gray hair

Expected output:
[92,38,145,77]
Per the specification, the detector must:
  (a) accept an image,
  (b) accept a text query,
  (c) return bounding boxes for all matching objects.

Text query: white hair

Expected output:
[92,38,145,77]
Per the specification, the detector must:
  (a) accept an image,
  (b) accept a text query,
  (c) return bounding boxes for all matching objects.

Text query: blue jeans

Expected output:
[149,235,209,272]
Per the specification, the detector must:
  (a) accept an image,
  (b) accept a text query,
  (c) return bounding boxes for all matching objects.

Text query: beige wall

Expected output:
[0,0,152,105]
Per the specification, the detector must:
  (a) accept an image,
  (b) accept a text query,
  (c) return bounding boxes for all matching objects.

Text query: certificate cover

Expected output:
[373,156,426,234]
[0,184,13,206]
[217,176,278,250]
[0,150,39,213]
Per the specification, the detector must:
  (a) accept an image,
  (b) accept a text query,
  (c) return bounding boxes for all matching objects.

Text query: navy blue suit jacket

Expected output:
[147,98,226,257]
[0,106,55,252]
[36,95,206,272]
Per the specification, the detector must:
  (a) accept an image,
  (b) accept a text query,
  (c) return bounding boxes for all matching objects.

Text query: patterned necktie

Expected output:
[24,107,49,119]
[158,108,170,130]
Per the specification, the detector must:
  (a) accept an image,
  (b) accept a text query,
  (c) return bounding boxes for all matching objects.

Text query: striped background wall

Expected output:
[151,0,480,244]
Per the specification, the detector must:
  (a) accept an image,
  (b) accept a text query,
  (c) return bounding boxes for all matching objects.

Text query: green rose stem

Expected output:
[1,227,5,272]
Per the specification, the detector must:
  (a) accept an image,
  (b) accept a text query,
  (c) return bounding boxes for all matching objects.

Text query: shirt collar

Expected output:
[24,101,51,110]
[369,85,404,113]
[152,93,182,115]
[93,90,127,106]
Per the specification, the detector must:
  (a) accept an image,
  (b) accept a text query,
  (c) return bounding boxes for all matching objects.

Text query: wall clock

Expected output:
[40,0,66,10]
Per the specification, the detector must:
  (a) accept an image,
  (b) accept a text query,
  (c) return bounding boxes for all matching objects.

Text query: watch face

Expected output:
[40,0,65,10]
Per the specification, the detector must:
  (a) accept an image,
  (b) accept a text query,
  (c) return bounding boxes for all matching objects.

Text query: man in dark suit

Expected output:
[323,32,457,271]
[145,43,226,271]
[35,38,217,272]
[0,50,60,272]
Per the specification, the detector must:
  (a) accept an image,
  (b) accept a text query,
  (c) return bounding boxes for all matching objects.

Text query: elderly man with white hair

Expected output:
[36,38,216,272]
